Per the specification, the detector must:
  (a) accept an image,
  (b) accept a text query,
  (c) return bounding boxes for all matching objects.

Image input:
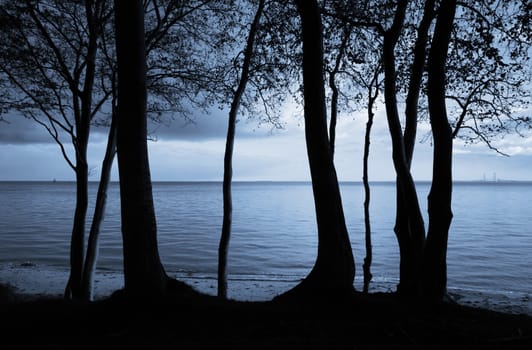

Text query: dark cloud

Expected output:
[0,106,288,146]
[148,111,227,141]
[147,108,287,141]
[0,117,116,146]
[0,110,226,145]
[0,115,54,144]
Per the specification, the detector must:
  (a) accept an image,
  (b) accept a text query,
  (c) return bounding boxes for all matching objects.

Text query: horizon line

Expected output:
[2,179,532,184]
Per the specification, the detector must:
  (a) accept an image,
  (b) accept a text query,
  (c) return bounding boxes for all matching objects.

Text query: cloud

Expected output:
[453,130,532,156]
[147,111,227,141]
[494,133,532,156]
[0,106,285,146]
[502,146,532,156]
[147,106,293,142]
[0,114,55,144]
[2,98,531,182]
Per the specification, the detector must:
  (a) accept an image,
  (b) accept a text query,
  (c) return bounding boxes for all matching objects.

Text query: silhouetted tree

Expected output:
[0,0,234,301]
[322,0,430,296]
[326,24,351,158]
[81,0,230,300]
[320,2,390,293]
[446,0,531,151]
[275,0,355,300]
[381,0,426,297]
[0,0,111,300]
[362,64,382,293]
[114,0,169,297]
[82,112,117,301]
[422,0,457,299]
[218,0,266,299]
[143,0,234,125]
[343,0,529,300]
[213,0,300,299]
[390,0,436,298]
[80,15,117,301]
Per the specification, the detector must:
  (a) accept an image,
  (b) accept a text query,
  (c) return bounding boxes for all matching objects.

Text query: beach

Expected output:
[0,263,299,301]
[1,263,530,317]
[3,264,532,349]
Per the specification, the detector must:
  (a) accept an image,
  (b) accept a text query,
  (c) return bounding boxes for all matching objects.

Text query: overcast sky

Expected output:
[1,101,531,182]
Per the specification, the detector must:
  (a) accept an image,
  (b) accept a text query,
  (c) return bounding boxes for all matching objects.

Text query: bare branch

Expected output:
[25,1,78,93]
[27,110,77,170]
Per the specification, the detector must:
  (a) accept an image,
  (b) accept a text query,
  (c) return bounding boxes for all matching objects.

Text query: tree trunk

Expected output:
[81,118,117,301]
[328,71,338,158]
[382,0,426,297]
[218,0,265,299]
[362,69,380,294]
[114,0,168,298]
[64,149,89,300]
[404,0,436,163]
[64,0,101,301]
[424,0,456,299]
[328,26,349,158]
[362,103,374,294]
[276,0,355,300]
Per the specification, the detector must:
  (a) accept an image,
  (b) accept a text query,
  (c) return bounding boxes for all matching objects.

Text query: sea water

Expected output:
[0,181,530,311]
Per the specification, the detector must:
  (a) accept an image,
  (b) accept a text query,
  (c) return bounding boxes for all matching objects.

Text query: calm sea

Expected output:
[0,181,531,306]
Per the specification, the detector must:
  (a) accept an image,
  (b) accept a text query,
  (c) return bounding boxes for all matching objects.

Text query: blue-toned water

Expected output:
[0,181,531,309]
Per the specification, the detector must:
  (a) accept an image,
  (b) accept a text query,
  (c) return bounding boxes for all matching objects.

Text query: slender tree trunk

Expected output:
[277,0,354,300]
[382,0,426,297]
[362,105,373,294]
[391,0,436,299]
[218,0,265,299]
[328,26,349,158]
[328,72,338,158]
[424,0,456,299]
[362,68,380,294]
[114,0,168,298]
[81,118,117,301]
[64,0,102,301]
[404,0,436,163]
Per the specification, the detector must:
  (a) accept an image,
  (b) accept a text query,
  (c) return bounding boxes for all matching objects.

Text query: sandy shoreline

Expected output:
[1,263,530,316]
[0,263,300,301]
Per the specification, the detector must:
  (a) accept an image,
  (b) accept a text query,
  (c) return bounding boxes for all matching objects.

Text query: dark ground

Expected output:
[1,283,532,349]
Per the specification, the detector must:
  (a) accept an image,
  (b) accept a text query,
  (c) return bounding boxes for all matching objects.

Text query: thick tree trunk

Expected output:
[218,0,265,299]
[382,0,426,297]
[114,0,168,298]
[81,118,117,301]
[424,0,456,299]
[277,0,354,300]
